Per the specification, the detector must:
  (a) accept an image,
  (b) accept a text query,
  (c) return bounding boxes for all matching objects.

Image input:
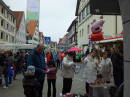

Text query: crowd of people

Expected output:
[0,44,124,97]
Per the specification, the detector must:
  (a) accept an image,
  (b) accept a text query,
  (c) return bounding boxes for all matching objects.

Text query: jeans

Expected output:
[4,74,12,87]
[47,79,56,97]
[60,60,62,70]
[113,74,124,89]
[57,60,60,68]
[13,65,26,79]
[62,78,72,95]
[38,80,44,97]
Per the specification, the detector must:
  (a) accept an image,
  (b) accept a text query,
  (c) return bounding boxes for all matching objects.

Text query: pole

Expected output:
[118,0,130,97]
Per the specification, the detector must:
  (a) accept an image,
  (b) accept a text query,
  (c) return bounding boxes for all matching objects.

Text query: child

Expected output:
[22,66,41,97]
[95,74,104,84]
[47,60,57,97]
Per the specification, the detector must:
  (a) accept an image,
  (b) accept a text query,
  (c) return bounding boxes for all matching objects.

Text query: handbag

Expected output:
[12,64,16,72]
[7,63,14,77]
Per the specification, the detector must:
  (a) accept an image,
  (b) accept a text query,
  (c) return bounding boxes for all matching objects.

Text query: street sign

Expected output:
[45,37,51,43]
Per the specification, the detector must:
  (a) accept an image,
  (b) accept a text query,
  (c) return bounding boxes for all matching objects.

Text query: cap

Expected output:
[27,66,35,73]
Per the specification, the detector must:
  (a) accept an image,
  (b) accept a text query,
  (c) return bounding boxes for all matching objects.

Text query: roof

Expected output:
[26,20,38,36]
[95,36,123,44]
[0,0,17,19]
[12,11,24,29]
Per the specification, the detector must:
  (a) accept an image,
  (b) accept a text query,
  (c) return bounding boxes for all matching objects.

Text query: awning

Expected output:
[95,36,123,44]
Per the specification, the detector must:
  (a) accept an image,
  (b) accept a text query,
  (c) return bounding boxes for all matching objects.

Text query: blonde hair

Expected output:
[21,50,25,54]
[25,71,34,75]
[90,49,101,64]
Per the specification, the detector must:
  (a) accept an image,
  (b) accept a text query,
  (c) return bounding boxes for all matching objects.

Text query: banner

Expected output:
[26,0,39,20]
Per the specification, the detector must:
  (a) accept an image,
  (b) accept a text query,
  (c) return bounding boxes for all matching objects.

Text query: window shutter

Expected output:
[4,32,6,41]
[4,20,7,29]
[5,9,7,18]
[0,30,1,40]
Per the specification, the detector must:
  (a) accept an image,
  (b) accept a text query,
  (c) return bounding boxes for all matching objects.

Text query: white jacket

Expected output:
[98,58,113,81]
[61,55,75,78]
[82,57,100,84]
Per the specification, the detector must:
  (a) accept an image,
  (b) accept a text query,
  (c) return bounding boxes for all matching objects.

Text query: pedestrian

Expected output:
[13,50,26,80]
[82,49,101,94]
[99,49,103,57]
[3,51,14,89]
[77,51,82,62]
[53,52,57,64]
[47,60,57,97]
[59,52,65,70]
[50,52,53,60]
[98,51,113,83]
[23,66,41,97]
[47,52,51,63]
[73,51,76,62]
[61,51,76,95]
[85,49,89,57]
[27,44,47,97]
[56,51,60,68]
[108,47,115,64]
[95,74,104,84]
[113,48,124,88]
[14,52,21,73]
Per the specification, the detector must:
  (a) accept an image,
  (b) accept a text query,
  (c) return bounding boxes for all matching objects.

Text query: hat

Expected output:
[27,66,35,73]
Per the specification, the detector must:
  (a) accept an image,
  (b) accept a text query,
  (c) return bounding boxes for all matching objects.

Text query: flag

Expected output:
[26,0,39,20]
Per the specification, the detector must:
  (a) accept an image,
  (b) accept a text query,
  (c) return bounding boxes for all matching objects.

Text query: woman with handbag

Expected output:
[3,51,14,89]
[82,49,101,95]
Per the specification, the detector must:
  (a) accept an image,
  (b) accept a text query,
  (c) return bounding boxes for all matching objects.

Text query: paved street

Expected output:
[0,63,114,97]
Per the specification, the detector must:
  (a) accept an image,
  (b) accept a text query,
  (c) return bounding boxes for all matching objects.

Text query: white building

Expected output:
[75,0,123,52]
[13,11,27,44]
[0,0,17,44]
[26,20,39,45]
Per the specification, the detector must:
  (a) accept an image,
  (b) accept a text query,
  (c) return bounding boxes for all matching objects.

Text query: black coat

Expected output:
[112,53,124,75]
[22,75,41,97]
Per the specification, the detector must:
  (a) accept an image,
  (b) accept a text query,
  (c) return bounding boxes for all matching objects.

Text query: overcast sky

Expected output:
[3,0,77,42]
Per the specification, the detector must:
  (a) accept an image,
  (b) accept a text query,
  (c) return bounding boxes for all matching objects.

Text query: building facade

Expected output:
[13,11,27,44]
[0,0,17,44]
[39,32,44,44]
[75,0,123,52]
[58,33,70,51]
[26,20,39,45]
[67,17,78,48]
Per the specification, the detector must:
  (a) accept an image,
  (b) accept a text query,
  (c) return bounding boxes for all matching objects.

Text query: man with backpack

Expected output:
[27,44,47,97]
[13,50,26,80]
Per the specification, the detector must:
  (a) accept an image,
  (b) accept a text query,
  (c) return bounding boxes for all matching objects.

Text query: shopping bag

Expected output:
[7,63,14,77]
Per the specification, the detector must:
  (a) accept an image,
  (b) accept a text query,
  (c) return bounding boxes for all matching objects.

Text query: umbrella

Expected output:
[67,47,83,52]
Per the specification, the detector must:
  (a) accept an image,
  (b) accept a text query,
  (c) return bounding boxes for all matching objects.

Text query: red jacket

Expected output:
[47,66,57,79]
[47,53,51,63]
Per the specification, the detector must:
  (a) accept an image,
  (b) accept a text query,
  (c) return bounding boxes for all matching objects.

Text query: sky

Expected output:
[3,0,77,43]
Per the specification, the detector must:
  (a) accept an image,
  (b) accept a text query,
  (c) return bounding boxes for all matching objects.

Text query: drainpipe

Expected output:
[116,15,117,34]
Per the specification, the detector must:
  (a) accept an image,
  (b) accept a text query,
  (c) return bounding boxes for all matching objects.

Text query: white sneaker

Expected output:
[3,86,8,89]
[9,84,12,86]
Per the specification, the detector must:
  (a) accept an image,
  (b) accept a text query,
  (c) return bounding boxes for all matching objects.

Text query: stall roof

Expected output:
[95,36,123,44]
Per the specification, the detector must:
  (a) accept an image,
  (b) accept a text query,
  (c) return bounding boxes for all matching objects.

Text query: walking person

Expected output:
[113,48,124,88]
[53,52,57,64]
[59,52,65,70]
[98,51,113,83]
[82,49,101,95]
[85,49,89,57]
[13,50,26,80]
[108,47,115,64]
[47,52,51,63]
[47,60,57,97]
[56,51,60,68]
[3,51,14,89]
[77,52,82,62]
[27,44,47,97]
[61,51,76,95]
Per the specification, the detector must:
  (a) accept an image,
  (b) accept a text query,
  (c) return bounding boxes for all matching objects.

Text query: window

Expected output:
[12,36,14,42]
[6,34,9,41]
[79,13,81,22]
[86,4,90,15]
[7,23,9,29]
[66,41,68,43]
[7,12,9,18]
[1,7,4,14]
[13,18,15,23]
[1,32,4,39]
[82,9,85,19]
[87,25,90,34]
[100,15,103,19]
[13,28,15,33]
[1,19,4,26]
[73,25,75,31]
[82,29,84,36]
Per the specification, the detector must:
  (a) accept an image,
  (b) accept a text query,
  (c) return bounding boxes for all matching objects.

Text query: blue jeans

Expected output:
[60,60,62,70]
[4,74,12,87]
[13,65,26,79]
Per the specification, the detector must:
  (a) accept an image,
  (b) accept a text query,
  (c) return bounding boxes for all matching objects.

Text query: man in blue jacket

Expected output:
[27,44,46,97]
